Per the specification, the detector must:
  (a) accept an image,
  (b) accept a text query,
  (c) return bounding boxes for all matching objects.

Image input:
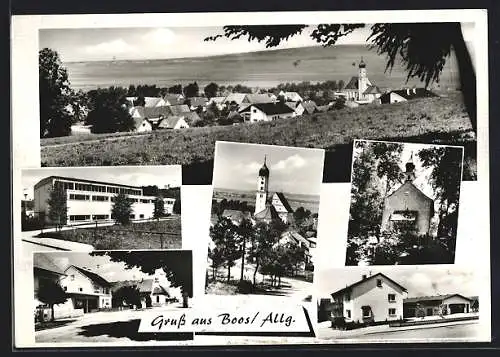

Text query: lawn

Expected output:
[36,217,182,250]
[41,93,476,183]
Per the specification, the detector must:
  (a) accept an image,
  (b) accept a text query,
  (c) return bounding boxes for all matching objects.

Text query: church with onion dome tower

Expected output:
[342,57,383,104]
[253,156,294,224]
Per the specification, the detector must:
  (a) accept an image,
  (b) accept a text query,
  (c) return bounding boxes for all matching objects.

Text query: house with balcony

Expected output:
[329,273,407,324]
[59,265,112,314]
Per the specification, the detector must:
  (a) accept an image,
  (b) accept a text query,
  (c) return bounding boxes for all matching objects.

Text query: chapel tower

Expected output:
[404,152,417,182]
[358,57,369,100]
[255,156,270,215]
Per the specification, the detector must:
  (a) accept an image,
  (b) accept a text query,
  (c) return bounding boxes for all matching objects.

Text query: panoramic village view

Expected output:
[33,250,193,343]
[206,142,323,300]
[21,166,182,252]
[38,23,477,184]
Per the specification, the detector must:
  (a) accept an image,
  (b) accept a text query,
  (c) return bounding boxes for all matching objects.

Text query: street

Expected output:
[318,320,481,342]
[35,306,193,343]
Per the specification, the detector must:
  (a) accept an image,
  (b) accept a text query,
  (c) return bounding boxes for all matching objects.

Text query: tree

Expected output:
[183,82,199,98]
[39,48,74,138]
[209,217,241,282]
[153,196,165,220]
[205,23,476,133]
[173,197,181,214]
[36,280,67,322]
[204,82,219,99]
[418,146,462,255]
[112,285,141,308]
[168,84,183,94]
[47,184,67,231]
[208,246,224,280]
[86,87,135,133]
[237,218,254,281]
[346,141,404,265]
[71,90,89,123]
[293,207,311,227]
[111,192,133,225]
[90,250,193,298]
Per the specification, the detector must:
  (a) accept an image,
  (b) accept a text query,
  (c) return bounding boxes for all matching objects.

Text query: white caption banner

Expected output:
[137,306,311,333]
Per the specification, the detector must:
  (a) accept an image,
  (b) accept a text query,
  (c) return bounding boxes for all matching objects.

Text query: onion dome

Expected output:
[259,156,270,177]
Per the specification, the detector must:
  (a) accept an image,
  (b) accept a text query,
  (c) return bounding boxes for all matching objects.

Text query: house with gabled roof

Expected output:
[271,192,294,224]
[157,116,189,130]
[380,154,434,236]
[221,209,252,226]
[187,97,209,111]
[279,91,303,103]
[239,102,295,123]
[59,265,112,313]
[403,293,473,317]
[163,94,185,106]
[380,88,438,104]
[329,273,407,323]
[144,97,167,108]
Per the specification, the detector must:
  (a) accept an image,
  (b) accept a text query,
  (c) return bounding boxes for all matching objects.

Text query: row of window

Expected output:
[63,285,110,295]
[55,180,142,196]
[345,293,396,302]
[68,194,165,204]
[69,214,109,221]
[344,308,397,319]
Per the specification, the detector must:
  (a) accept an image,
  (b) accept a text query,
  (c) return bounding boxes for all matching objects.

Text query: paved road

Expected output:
[319,321,481,342]
[36,306,190,343]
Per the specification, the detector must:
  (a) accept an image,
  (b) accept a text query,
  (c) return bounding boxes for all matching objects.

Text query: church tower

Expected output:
[357,57,370,100]
[404,152,416,182]
[255,156,270,215]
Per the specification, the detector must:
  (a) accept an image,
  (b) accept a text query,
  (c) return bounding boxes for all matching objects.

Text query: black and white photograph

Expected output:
[345,140,463,266]
[206,141,324,300]
[315,266,485,342]
[33,250,193,343]
[21,166,182,251]
[37,22,477,184]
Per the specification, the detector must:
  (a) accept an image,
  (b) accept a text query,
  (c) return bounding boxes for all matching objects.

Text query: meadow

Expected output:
[41,93,476,184]
[37,217,181,250]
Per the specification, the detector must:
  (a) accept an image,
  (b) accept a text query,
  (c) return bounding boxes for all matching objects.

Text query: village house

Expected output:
[157,116,190,130]
[239,102,295,123]
[220,209,252,226]
[33,176,176,225]
[329,273,407,324]
[279,91,303,103]
[403,294,473,317]
[380,154,434,236]
[342,58,382,104]
[379,88,438,104]
[187,97,209,111]
[135,269,181,308]
[207,96,227,110]
[33,253,83,321]
[163,93,185,106]
[60,265,112,314]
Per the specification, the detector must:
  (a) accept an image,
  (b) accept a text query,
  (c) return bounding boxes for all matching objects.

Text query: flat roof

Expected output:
[34,175,144,191]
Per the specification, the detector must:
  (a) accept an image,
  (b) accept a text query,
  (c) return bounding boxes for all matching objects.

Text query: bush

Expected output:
[237,279,254,294]
[331,316,346,330]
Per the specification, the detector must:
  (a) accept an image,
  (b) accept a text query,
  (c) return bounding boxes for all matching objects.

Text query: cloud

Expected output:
[143,28,177,47]
[272,154,307,171]
[53,257,69,270]
[83,38,135,55]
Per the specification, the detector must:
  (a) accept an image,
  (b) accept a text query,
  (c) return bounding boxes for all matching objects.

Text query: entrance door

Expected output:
[449,304,465,314]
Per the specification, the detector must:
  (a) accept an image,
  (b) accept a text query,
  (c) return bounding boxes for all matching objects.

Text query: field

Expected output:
[36,217,181,250]
[213,189,320,214]
[41,93,476,184]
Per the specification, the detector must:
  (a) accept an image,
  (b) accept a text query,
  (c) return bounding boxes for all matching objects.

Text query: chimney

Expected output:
[362,274,367,280]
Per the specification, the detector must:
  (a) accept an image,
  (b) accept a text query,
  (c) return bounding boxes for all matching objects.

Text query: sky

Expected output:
[352,140,464,201]
[21,166,181,200]
[315,266,479,299]
[37,251,152,282]
[39,23,475,62]
[212,142,325,196]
